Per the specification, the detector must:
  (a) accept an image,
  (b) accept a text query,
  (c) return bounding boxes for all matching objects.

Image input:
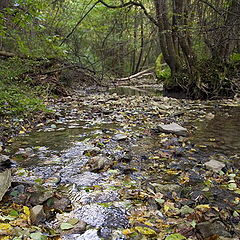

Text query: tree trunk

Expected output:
[153,0,181,74]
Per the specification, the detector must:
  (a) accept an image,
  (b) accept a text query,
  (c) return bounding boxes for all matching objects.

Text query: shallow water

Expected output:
[192,106,240,157]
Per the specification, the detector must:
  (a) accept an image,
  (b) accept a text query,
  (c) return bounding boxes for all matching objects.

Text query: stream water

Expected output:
[4,87,240,239]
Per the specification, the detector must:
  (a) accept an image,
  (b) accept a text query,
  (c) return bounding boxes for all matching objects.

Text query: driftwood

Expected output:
[116,67,155,82]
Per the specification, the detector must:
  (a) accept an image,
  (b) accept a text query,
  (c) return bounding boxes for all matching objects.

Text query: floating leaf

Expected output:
[165,233,186,240]
[60,222,74,230]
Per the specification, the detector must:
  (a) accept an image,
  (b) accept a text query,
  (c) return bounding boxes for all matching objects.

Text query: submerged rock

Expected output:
[157,123,188,136]
[204,159,225,172]
[196,221,231,238]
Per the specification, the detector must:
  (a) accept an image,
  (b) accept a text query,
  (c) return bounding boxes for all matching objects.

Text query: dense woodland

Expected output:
[0,0,240,114]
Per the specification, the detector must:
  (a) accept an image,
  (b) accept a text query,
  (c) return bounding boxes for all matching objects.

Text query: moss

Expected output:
[155,53,171,81]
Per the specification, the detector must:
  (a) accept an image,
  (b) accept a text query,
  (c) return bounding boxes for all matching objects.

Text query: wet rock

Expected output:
[196,221,231,238]
[154,183,181,194]
[29,189,54,205]
[156,123,188,136]
[52,197,71,211]
[74,204,128,228]
[61,220,87,235]
[30,205,46,225]
[86,155,111,172]
[0,168,11,201]
[83,147,101,157]
[205,159,225,172]
[113,134,128,141]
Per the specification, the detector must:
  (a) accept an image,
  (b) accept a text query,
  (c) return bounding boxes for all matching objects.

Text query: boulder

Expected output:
[204,160,225,172]
[0,169,11,201]
[157,123,188,136]
[30,205,46,225]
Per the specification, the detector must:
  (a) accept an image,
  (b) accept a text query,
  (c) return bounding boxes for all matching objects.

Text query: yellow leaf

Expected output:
[135,226,157,235]
[195,204,210,212]
[0,223,11,230]
[22,206,31,223]
[122,228,135,235]
[23,206,30,216]
[19,130,25,134]
[0,237,10,240]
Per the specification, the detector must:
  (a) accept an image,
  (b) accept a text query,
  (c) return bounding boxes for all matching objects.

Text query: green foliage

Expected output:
[0,58,46,116]
[1,0,65,59]
[230,53,240,62]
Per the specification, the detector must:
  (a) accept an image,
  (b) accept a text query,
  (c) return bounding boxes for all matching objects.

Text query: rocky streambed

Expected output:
[0,89,240,240]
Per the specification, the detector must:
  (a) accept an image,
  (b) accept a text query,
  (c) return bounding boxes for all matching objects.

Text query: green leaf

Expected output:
[29,232,47,240]
[9,210,19,217]
[60,222,74,230]
[165,233,186,240]
[228,183,237,190]
[155,198,165,204]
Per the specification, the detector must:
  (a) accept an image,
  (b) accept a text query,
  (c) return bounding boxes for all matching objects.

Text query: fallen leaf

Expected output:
[165,233,186,240]
[60,222,74,230]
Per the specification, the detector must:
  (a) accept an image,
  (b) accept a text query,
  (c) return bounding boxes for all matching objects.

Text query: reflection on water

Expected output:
[192,107,240,157]
[109,86,163,96]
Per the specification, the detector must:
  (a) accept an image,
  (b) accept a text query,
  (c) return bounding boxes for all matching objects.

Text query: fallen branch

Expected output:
[0,51,15,58]
[116,68,155,81]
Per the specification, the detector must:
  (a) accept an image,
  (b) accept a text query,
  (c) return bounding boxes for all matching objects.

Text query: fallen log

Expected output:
[116,67,155,81]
